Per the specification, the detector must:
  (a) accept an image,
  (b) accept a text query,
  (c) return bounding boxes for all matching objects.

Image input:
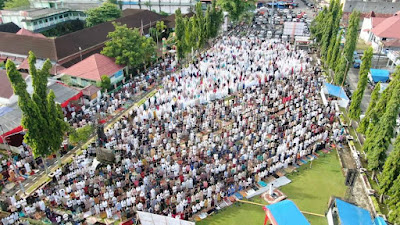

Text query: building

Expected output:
[60,53,127,87]
[326,198,387,225]
[0,79,82,147]
[0,69,29,105]
[0,7,87,32]
[0,22,20,33]
[0,9,165,69]
[360,11,400,52]
[120,0,197,14]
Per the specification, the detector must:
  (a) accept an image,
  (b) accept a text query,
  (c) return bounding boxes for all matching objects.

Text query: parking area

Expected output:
[251,1,317,41]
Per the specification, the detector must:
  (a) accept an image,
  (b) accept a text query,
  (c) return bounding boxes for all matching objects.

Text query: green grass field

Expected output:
[198,150,347,225]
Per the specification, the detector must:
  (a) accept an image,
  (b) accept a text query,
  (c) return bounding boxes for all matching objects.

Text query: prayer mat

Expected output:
[239,191,247,197]
[276,170,285,177]
[258,181,267,187]
[300,159,308,164]
[306,155,313,160]
[265,176,276,183]
[234,192,244,200]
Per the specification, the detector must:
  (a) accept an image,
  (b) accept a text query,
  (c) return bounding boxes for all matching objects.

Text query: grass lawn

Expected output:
[198,150,347,225]
[356,39,370,51]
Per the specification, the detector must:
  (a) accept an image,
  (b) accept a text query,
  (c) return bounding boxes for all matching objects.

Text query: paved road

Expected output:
[346,57,390,114]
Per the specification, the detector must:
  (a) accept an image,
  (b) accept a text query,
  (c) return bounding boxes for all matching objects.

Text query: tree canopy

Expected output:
[100,75,111,92]
[334,10,360,85]
[348,47,373,120]
[217,0,256,23]
[3,0,29,9]
[6,52,68,158]
[86,2,121,27]
[102,22,156,69]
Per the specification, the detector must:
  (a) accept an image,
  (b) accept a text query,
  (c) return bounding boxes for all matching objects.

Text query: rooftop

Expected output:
[0,22,20,33]
[0,69,29,99]
[371,13,400,39]
[16,28,47,38]
[61,53,125,81]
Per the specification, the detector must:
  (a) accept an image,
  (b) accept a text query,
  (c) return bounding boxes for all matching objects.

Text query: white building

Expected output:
[359,11,400,53]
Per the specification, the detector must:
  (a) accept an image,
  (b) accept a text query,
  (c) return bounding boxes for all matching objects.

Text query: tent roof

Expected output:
[264,200,310,225]
[336,199,373,225]
[324,83,349,100]
[374,217,387,225]
[370,69,390,82]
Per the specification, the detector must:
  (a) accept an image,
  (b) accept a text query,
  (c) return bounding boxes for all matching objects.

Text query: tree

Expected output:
[85,2,121,27]
[334,10,360,85]
[310,7,328,44]
[387,175,400,224]
[217,0,256,23]
[69,125,94,145]
[328,30,342,69]
[321,0,342,61]
[175,8,186,60]
[205,5,212,39]
[4,0,29,9]
[348,47,373,120]
[365,79,400,178]
[100,75,111,92]
[209,0,223,38]
[6,52,68,172]
[358,82,380,134]
[102,22,156,70]
[194,2,206,48]
[379,135,400,202]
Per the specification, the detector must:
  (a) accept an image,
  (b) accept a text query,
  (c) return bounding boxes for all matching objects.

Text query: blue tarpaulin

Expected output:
[336,199,373,225]
[370,69,389,83]
[324,83,349,100]
[374,217,388,225]
[264,200,310,225]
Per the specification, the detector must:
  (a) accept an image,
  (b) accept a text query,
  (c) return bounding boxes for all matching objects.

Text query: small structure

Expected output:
[322,83,349,108]
[61,53,127,88]
[369,69,390,83]
[263,200,310,225]
[326,198,387,225]
[96,148,115,164]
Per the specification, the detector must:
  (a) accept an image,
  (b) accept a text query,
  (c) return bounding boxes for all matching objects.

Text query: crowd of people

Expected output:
[2,26,340,225]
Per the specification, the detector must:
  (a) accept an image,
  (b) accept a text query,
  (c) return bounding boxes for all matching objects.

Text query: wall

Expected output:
[359,17,372,43]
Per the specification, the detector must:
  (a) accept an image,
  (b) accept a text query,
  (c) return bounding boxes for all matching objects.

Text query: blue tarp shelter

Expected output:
[370,69,389,83]
[336,199,373,225]
[324,83,349,100]
[263,200,310,225]
[374,217,388,225]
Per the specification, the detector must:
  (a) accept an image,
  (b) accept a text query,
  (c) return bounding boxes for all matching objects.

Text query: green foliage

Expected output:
[194,2,206,48]
[150,21,167,42]
[387,175,400,224]
[358,83,380,134]
[217,0,256,23]
[6,51,68,158]
[334,11,360,85]
[348,47,373,120]
[41,20,85,37]
[159,11,169,16]
[100,75,111,92]
[85,2,121,27]
[0,0,5,9]
[379,135,400,195]
[328,30,342,69]
[102,22,156,69]
[365,70,400,172]
[4,0,29,9]
[69,125,94,145]
[310,7,328,43]
[371,196,382,214]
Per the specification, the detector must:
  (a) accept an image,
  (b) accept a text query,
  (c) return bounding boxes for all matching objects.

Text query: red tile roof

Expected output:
[371,17,387,28]
[383,39,400,47]
[61,54,125,81]
[372,14,400,39]
[16,28,47,39]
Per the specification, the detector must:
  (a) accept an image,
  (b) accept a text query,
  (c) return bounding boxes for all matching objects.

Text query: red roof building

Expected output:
[16,28,47,39]
[61,53,126,86]
[371,12,400,40]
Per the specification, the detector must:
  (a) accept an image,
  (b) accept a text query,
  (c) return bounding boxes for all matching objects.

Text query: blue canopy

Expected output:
[336,199,373,225]
[324,83,349,100]
[374,217,388,225]
[370,69,389,83]
[265,200,310,225]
